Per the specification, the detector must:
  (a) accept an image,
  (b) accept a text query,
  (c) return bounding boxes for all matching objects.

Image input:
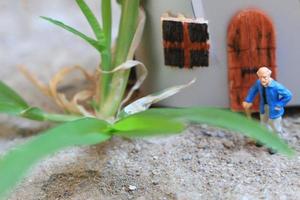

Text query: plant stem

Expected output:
[100,0,140,118]
[100,50,112,104]
[102,0,111,52]
[99,0,112,106]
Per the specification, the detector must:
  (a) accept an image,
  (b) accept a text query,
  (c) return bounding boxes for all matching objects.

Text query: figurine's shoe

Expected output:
[279,130,289,141]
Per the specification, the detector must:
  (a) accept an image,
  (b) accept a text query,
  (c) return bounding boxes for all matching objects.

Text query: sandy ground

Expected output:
[0,113,299,200]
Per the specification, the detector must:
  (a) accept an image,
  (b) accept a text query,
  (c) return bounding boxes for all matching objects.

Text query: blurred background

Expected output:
[0,0,120,110]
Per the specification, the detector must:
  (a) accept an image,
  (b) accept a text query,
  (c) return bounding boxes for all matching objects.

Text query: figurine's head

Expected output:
[257,67,272,87]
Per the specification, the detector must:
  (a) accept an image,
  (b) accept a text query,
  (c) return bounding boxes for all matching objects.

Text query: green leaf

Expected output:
[0,81,82,122]
[0,118,111,199]
[0,81,29,115]
[21,107,83,122]
[20,107,45,121]
[41,16,105,52]
[133,107,295,156]
[111,114,186,137]
[75,0,104,41]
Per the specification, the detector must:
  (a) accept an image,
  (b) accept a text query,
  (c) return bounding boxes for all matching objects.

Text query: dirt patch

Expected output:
[41,170,101,199]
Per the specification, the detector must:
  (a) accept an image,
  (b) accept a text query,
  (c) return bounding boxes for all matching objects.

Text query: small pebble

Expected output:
[222,140,235,149]
[182,155,192,161]
[128,185,137,191]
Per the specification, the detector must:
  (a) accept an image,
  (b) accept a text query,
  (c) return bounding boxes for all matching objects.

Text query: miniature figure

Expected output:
[242,67,292,153]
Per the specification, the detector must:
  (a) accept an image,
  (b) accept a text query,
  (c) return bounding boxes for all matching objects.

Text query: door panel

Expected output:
[227,9,277,112]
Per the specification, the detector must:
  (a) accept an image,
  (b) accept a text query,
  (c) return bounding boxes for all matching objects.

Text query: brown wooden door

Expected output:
[227,9,277,111]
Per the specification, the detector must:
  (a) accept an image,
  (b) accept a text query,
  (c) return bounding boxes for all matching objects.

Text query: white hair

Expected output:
[257,67,272,76]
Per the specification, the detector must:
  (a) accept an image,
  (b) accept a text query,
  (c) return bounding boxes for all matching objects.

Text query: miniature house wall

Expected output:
[137,0,300,109]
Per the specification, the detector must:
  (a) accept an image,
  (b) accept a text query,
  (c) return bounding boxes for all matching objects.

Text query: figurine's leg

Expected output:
[269,117,283,136]
[260,113,269,126]
[267,117,284,155]
[260,105,272,130]
[257,107,272,148]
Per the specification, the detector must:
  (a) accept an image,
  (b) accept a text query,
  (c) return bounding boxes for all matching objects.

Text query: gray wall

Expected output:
[137,0,300,107]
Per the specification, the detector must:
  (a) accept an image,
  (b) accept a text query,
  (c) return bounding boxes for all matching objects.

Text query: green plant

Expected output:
[0,0,295,199]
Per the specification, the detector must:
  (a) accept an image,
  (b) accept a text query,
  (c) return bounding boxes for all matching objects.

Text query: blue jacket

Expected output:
[245,79,292,119]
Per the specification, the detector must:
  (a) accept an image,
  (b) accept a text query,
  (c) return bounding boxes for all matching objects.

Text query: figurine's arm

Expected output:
[244,82,259,103]
[242,81,259,109]
[276,85,292,108]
